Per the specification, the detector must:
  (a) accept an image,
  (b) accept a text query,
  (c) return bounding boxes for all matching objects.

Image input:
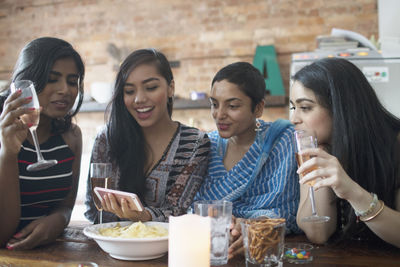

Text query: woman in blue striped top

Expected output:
[0,37,84,250]
[195,62,300,259]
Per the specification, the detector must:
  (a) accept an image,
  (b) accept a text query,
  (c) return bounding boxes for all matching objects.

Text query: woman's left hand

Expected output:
[101,193,151,222]
[6,214,65,250]
[228,216,245,259]
[297,147,357,200]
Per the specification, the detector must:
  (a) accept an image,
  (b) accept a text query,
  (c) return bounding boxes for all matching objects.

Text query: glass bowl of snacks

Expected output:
[284,242,313,264]
[83,221,168,261]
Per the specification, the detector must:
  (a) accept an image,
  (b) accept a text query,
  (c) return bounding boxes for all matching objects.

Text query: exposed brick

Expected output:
[0,0,378,96]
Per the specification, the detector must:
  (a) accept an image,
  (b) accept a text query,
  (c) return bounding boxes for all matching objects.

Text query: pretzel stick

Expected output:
[247,218,285,263]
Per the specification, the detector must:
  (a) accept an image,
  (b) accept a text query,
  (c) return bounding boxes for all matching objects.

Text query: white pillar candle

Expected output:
[168,214,210,267]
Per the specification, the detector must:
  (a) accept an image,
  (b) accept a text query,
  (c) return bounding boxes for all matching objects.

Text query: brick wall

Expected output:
[0,0,378,217]
[0,0,378,97]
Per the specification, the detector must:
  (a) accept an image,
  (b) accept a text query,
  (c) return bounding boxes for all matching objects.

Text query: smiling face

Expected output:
[38,57,79,119]
[123,63,174,129]
[210,79,263,139]
[289,80,332,145]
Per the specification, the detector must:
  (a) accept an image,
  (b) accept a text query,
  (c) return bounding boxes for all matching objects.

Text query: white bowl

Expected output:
[83,221,169,261]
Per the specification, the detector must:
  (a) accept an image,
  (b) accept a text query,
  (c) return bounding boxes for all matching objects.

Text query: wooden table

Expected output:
[1,224,399,266]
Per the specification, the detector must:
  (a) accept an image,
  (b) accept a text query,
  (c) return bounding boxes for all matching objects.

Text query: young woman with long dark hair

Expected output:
[0,37,85,249]
[290,57,400,247]
[84,49,210,223]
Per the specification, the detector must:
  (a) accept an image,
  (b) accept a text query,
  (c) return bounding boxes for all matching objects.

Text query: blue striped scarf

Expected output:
[195,119,300,233]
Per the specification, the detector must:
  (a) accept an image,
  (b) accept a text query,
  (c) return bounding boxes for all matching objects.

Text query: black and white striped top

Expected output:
[17,134,74,231]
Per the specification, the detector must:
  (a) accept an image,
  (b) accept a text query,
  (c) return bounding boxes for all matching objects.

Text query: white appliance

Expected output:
[290,49,400,118]
[378,0,400,57]
[290,0,400,118]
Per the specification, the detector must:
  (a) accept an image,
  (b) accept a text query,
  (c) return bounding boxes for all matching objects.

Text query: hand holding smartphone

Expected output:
[94,187,144,212]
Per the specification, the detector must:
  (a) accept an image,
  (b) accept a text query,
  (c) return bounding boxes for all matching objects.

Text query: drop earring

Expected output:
[255,118,262,132]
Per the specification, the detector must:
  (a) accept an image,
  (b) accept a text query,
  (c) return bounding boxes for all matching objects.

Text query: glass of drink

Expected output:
[90,163,112,224]
[241,218,286,267]
[10,80,58,171]
[194,200,232,266]
[293,130,330,223]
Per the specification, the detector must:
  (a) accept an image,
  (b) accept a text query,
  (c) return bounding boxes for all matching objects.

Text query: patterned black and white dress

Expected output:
[84,123,210,223]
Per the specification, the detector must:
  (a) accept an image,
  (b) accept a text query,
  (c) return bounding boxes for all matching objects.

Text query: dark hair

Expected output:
[293,58,400,241]
[211,62,266,112]
[1,37,85,134]
[107,48,174,198]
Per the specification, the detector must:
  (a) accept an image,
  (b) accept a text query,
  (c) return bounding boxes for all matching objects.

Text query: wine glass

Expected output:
[90,163,112,224]
[293,130,330,223]
[11,80,58,171]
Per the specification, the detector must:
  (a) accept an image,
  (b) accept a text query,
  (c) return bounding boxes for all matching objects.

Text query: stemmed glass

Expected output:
[293,130,330,223]
[90,163,112,224]
[11,80,58,171]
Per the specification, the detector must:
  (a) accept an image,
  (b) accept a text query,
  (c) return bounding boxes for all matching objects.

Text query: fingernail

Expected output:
[17,89,22,93]
[13,232,22,238]
[25,96,32,100]
[27,123,33,128]
[6,245,14,250]
[28,107,36,110]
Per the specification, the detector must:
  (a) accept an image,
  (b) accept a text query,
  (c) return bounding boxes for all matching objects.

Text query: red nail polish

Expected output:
[27,123,33,128]
[25,96,32,100]
[28,107,36,111]
[13,232,22,238]
[6,245,14,250]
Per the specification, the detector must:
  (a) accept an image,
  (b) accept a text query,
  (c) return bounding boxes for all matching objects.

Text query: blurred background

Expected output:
[0,0,381,221]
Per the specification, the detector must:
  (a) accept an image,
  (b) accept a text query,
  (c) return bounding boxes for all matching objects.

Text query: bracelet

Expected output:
[360,200,385,222]
[354,193,378,217]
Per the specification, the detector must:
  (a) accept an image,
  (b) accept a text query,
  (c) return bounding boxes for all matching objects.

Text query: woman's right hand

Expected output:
[228,216,245,259]
[297,147,357,201]
[0,90,34,155]
[101,193,152,222]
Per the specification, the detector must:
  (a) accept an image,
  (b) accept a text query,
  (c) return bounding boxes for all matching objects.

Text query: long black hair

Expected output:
[107,48,174,198]
[294,57,400,240]
[1,37,85,134]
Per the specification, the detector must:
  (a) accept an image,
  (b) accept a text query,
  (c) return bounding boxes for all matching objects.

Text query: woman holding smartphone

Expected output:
[290,58,400,247]
[84,49,210,223]
[0,37,85,249]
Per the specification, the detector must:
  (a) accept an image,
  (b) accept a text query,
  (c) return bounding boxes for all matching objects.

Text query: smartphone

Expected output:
[94,187,144,212]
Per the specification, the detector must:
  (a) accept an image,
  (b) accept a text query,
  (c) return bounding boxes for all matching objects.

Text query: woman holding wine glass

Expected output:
[0,37,85,250]
[84,49,210,224]
[290,58,400,247]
